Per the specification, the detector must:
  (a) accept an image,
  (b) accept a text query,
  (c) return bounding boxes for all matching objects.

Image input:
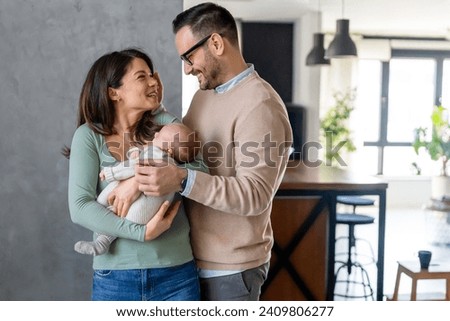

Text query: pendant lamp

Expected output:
[325,19,357,58]
[306,33,330,66]
[305,0,329,66]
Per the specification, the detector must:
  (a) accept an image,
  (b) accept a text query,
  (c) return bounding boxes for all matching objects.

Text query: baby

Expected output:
[74,122,199,256]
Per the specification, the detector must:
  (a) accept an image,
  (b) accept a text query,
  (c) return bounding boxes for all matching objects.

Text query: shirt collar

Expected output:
[215,64,254,94]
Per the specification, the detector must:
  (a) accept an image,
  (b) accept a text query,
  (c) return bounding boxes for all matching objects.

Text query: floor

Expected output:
[333,204,450,301]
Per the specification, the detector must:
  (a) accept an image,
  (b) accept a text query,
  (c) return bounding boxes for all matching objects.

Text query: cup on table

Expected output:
[418,250,432,269]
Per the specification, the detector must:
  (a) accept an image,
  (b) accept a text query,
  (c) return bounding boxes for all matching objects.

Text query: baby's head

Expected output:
[152,123,200,162]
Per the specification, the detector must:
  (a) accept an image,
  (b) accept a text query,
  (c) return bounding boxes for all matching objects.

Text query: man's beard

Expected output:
[199,50,222,90]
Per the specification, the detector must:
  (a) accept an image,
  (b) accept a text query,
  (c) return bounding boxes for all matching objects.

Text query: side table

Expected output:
[390,260,450,301]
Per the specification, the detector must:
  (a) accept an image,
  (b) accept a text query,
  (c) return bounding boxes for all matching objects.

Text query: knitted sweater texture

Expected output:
[183,71,293,271]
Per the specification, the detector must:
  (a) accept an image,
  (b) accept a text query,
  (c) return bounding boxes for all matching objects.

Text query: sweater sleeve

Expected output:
[186,99,292,216]
[68,125,146,241]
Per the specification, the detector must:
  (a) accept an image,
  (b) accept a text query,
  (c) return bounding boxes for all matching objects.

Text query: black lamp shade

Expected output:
[325,19,357,58]
[306,33,330,66]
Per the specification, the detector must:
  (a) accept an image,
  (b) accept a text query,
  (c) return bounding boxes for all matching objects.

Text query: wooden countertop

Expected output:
[280,160,388,191]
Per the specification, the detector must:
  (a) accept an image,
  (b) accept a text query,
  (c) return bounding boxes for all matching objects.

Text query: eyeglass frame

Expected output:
[179,34,213,66]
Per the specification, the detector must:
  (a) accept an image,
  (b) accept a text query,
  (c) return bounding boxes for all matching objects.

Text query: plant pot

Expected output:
[431,175,450,200]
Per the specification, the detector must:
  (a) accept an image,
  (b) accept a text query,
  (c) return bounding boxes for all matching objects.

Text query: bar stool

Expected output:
[334,213,376,300]
[334,203,376,300]
[337,196,375,214]
[336,195,376,265]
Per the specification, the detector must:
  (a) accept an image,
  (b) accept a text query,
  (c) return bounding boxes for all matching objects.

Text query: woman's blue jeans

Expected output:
[92,260,200,301]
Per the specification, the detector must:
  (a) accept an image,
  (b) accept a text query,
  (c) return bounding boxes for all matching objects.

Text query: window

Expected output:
[356,49,450,176]
[387,58,435,142]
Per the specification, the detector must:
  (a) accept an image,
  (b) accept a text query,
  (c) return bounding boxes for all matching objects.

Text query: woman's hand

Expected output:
[154,71,164,105]
[107,177,141,217]
[144,200,181,241]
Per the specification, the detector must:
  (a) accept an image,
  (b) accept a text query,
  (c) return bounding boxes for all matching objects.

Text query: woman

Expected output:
[67,48,202,300]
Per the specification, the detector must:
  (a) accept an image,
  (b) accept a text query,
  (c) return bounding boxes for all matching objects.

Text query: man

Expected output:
[135,2,293,300]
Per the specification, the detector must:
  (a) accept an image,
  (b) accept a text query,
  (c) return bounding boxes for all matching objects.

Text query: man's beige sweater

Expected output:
[183,71,293,271]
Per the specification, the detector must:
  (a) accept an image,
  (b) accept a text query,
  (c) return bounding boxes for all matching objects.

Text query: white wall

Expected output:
[384,176,431,209]
[293,12,322,146]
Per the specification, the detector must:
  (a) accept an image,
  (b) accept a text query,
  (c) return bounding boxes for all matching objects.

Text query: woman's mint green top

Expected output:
[68,106,206,270]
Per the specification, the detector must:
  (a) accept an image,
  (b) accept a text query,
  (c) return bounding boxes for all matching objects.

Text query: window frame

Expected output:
[363,49,450,175]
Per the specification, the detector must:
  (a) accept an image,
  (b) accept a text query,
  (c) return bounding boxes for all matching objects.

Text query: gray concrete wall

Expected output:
[0,0,183,300]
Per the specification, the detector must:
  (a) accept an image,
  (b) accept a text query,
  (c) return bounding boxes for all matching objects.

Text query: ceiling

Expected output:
[185,0,450,39]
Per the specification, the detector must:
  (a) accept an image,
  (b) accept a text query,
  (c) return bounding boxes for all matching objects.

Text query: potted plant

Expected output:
[413,105,450,200]
[320,89,356,166]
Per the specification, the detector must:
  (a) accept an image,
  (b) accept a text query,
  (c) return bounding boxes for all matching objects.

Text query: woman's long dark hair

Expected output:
[63,48,161,158]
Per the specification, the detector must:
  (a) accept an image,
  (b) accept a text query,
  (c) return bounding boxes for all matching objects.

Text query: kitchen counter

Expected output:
[261,160,388,300]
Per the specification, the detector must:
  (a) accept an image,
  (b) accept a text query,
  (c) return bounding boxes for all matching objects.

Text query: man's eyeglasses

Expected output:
[180,34,212,66]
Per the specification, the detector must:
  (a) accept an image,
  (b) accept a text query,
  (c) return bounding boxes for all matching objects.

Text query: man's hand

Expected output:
[144,200,180,241]
[107,177,141,217]
[135,160,187,196]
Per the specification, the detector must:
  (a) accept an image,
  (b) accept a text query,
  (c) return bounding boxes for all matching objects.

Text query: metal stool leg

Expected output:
[334,215,376,300]
[334,262,374,300]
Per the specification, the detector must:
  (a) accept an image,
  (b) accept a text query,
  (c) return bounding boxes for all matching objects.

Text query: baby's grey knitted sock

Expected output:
[74,234,116,256]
